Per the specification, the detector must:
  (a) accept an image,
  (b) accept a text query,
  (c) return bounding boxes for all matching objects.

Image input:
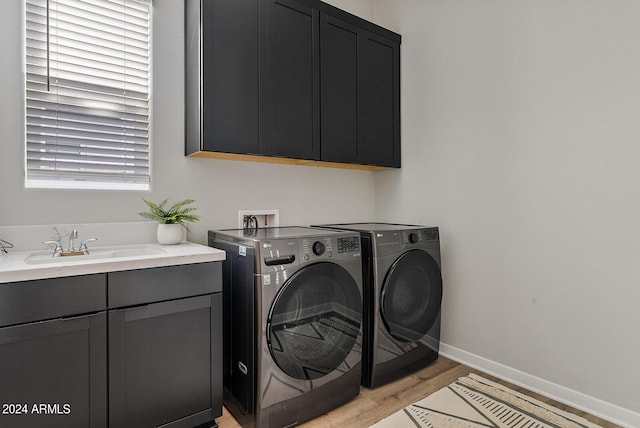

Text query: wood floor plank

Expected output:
[216,356,621,428]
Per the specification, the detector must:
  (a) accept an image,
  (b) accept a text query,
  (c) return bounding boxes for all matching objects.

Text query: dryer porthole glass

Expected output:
[381,250,443,343]
[266,262,362,380]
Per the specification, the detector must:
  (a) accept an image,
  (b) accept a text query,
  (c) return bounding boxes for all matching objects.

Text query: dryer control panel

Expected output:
[371,227,440,257]
[402,228,439,246]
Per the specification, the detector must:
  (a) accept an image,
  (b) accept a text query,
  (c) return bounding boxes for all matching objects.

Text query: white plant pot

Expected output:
[157,223,184,245]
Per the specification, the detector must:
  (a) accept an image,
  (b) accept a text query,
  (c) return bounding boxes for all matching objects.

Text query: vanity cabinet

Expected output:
[0,261,223,428]
[0,275,107,428]
[186,0,401,169]
[108,263,223,428]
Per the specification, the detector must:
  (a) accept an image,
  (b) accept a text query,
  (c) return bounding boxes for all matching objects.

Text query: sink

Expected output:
[111,247,167,258]
[24,245,167,265]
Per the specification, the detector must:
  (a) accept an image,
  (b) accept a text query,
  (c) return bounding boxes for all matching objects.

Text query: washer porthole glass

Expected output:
[267,262,362,380]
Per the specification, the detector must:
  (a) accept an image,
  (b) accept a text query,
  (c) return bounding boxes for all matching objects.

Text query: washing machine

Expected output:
[314,223,442,388]
[208,227,363,428]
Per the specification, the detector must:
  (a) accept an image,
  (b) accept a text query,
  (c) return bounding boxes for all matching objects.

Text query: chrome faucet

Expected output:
[79,238,98,255]
[68,229,78,252]
[43,228,97,257]
[43,240,63,257]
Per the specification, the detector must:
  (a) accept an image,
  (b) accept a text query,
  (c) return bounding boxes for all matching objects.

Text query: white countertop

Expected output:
[0,242,226,284]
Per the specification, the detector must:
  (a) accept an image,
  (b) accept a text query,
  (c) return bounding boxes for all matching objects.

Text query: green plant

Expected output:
[138,198,201,228]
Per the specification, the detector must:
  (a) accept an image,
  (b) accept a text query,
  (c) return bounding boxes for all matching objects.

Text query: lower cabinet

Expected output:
[0,262,222,428]
[0,312,107,428]
[108,294,222,428]
[108,262,223,428]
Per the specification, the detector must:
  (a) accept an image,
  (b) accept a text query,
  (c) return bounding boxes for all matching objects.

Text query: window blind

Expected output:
[25,0,151,190]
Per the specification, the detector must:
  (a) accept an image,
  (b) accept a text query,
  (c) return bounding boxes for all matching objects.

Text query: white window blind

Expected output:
[25,0,151,190]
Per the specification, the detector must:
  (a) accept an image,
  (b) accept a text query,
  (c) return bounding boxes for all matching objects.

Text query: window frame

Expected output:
[24,0,152,191]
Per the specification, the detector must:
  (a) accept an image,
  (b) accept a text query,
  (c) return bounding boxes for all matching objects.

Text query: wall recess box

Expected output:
[237,210,280,229]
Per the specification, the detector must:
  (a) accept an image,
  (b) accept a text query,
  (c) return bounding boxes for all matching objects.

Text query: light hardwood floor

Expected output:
[216,356,621,428]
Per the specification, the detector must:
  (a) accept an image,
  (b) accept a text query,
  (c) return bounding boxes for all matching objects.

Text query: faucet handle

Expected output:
[79,238,98,255]
[43,240,63,257]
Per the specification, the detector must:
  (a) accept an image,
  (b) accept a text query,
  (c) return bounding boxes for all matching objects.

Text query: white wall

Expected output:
[373,0,640,420]
[0,0,376,244]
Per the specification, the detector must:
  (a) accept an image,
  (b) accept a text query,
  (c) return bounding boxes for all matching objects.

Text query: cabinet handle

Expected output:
[237,361,248,375]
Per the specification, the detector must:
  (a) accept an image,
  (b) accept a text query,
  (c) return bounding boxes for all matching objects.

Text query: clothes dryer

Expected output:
[209,227,363,428]
[314,223,442,388]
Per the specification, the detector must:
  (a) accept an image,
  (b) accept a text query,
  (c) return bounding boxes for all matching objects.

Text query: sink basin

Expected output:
[24,245,167,265]
[111,247,167,258]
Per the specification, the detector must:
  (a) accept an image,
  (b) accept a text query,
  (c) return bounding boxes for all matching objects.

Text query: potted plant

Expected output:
[138,198,201,245]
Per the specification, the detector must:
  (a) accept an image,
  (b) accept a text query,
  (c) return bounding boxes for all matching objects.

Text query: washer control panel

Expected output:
[407,232,420,244]
[301,235,360,261]
[302,238,333,261]
[337,236,360,253]
[424,228,439,241]
[312,241,326,256]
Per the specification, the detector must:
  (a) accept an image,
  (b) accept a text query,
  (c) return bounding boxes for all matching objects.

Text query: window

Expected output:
[25,0,151,190]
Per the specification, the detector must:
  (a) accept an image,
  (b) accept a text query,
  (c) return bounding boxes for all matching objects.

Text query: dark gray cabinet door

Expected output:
[108,294,222,428]
[186,0,262,156]
[262,0,320,160]
[358,31,401,167]
[320,13,401,167]
[0,312,107,428]
[320,13,359,163]
[199,0,260,155]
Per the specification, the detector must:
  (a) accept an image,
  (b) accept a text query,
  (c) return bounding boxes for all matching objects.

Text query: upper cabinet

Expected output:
[185,0,401,169]
[263,0,320,160]
[189,0,260,156]
[320,13,400,167]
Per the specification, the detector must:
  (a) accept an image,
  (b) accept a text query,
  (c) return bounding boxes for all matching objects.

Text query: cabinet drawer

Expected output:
[108,262,221,308]
[0,274,106,327]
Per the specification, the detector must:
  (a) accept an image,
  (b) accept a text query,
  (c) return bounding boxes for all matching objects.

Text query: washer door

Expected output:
[381,249,442,342]
[267,262,361,380]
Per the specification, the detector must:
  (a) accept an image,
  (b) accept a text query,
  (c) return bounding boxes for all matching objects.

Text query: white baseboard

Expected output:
[440,343,640,428]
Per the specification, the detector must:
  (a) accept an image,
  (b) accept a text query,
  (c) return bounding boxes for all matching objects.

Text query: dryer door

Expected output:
[266,262,361,380]
[381,249,442,342]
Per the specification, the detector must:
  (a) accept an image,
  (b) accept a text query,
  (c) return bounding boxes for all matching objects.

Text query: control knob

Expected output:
[312,241,326,256]
[408,232,419,244]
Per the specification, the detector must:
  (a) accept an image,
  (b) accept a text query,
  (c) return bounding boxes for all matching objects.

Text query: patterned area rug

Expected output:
[371,373,602,428]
